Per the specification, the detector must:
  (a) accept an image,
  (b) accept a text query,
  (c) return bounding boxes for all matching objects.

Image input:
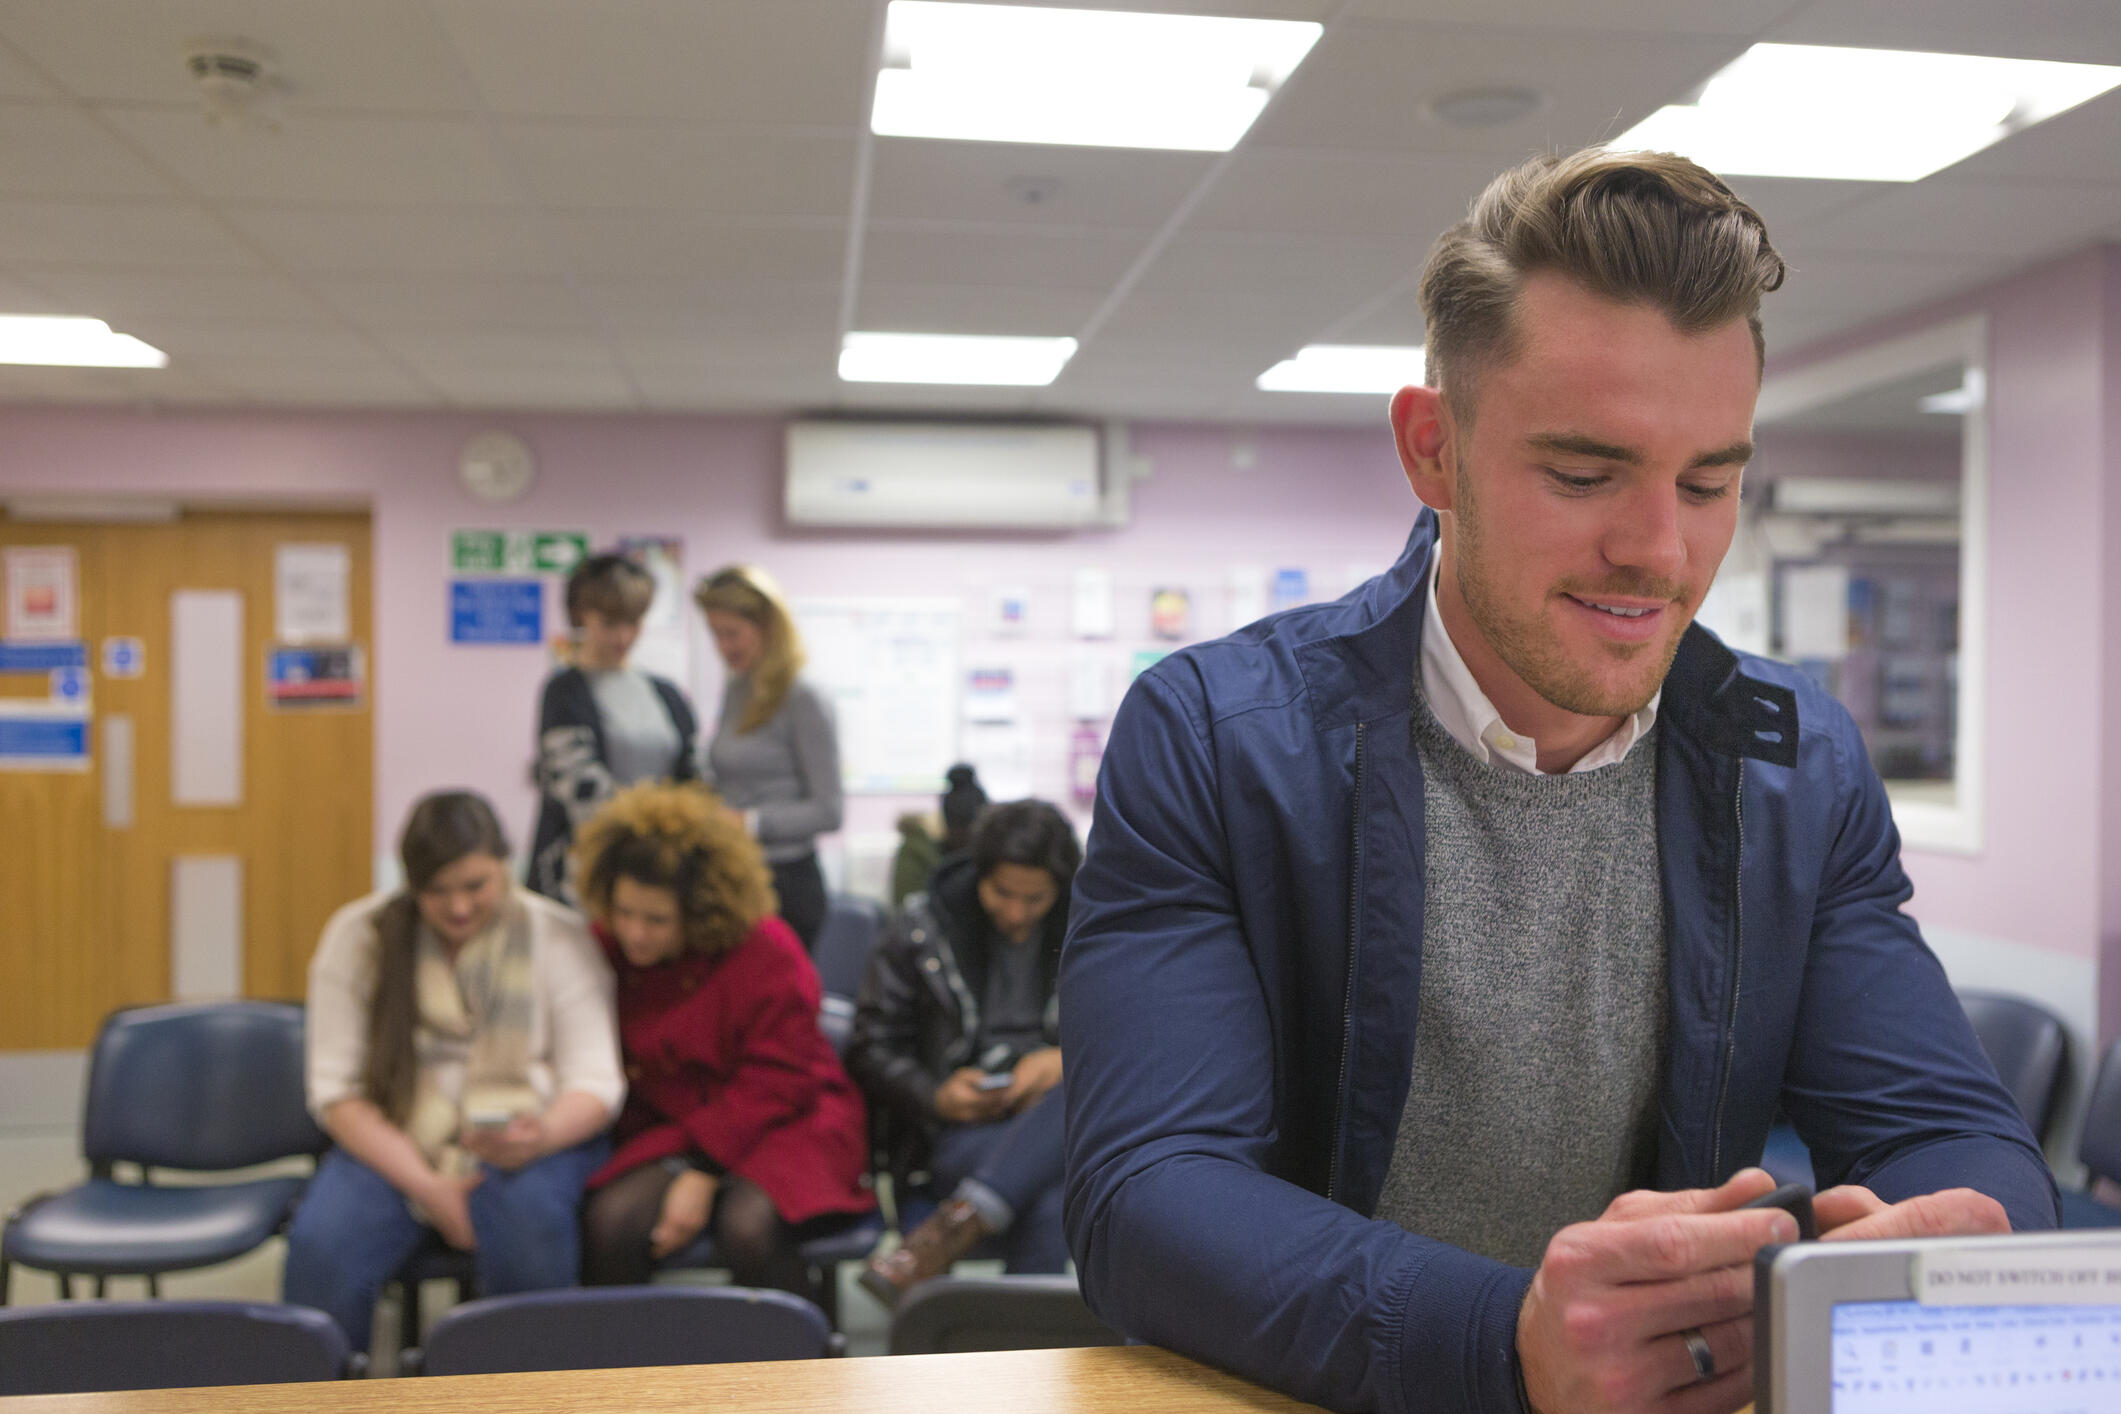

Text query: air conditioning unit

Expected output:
[785,420,1105,529]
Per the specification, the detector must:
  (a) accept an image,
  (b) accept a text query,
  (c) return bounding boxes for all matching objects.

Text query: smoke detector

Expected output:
[183,37,283,130]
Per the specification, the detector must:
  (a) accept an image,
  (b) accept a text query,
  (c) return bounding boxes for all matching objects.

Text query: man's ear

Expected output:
[1389,384,1456,512]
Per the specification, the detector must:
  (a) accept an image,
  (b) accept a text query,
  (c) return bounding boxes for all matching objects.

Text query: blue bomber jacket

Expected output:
[1059,510,2056,1414]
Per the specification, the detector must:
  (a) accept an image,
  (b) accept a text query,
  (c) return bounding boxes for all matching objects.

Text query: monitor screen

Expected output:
[1832,1300,2121,1412]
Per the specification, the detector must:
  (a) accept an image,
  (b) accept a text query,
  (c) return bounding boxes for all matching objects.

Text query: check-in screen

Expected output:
[1832,1301,2121,1412]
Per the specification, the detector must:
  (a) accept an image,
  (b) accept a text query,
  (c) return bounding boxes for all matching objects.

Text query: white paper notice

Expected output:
[1696,570,1771,657]
[961,721,1034,802]
[1071,568,1114,639]
[4,546,78,642]
[1228,565,1264,632]
[1068,649,1111,721]
[274,543,351,644]
[1780,564,1851,659]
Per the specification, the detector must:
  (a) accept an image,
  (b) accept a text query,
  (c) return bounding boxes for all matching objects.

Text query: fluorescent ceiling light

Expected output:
[1611,43,2121,181]
[0,315,166,368]
[873,1,1322,151]
[839,332,1079,386]
[1919,369,1986,415]
[1258,345,1425,394]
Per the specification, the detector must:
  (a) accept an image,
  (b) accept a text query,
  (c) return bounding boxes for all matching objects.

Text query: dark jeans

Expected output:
[281,1138,607,1352]
[928,1086,1067,1274]
[771,853,827,953]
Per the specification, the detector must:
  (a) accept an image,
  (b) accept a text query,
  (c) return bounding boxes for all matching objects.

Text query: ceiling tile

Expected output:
[853,282,1101,335]
[0,268,71,313]
[861,225,1147,290]
[1186,150,1500,239]
[417,361,639,411]
[541,213,843,282]
[1760,253,1995,355]
[314,273,593,330]
[1350,0,1802,35]
[1326,289,1427,346]
[175,350,440,406]
[0,103,176,197]
[0,0,480,108]
[502,123,854,215]
[0,362,231,405]
[618,330,831,369]
[0,199,257,268]
[1769,0,2121,64]
[1127,233,1414,300]
[868,138,1207,230]
[584,278,841,335]
[103,109,523,205]
[25,268,331,322]
[114,318,374,361]
[1791,180,2121,263]
[1947,91,2121,185]
[1251,22,1744,154]
[1725,176,1889,237]
[0,43,57,98]
[633,366,842,412]
[228,206,565,275]
[435,0,871,126]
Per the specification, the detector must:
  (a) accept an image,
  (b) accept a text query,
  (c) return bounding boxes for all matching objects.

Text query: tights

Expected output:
[582,1165,810,1298]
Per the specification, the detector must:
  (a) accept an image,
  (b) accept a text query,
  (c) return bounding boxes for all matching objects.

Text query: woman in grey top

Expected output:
[528,554,699,901]
[693,564,843,952]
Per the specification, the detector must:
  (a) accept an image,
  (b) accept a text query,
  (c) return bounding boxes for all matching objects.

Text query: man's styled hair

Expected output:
[565,552,656,628]
[1418,147,1787,411]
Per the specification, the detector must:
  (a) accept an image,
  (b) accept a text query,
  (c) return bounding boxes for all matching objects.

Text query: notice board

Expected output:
[793,597,959,795]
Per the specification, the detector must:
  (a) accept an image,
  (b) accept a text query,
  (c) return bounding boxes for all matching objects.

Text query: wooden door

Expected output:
[0,510,373,1049]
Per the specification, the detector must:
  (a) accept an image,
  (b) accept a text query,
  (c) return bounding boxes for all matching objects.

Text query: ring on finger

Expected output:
[1681,1327,1716,1383]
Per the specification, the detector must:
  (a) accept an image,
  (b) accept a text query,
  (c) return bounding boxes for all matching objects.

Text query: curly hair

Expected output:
[571,783,776,956]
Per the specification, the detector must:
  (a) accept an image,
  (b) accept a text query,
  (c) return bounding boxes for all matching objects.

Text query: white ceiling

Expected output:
[0,0,2117,425]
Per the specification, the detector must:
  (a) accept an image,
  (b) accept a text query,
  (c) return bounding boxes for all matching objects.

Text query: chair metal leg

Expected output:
[399,1279,423,1355]
[146,1273,160,1299]
[94,1276,107,1298]
[57,1272,73,1300]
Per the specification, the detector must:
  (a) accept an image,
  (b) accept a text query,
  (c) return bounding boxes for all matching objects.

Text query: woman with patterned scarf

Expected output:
[282,791,625,1352]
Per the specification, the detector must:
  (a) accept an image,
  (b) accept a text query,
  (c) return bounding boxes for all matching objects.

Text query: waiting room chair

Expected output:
[814,894,886,1058]
[658,1210,886,1329]
[1957,990,2070,1149]
[388,1235,478,1353]
[887,1275,1125,1355]
[2060,1040,2121,1228]
[1,1000,325,1304]
[0,1300,356,1394]
[404,1285,836,1375]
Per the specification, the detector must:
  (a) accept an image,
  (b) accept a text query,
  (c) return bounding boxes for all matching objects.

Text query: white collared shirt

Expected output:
[1419,563,1659,775]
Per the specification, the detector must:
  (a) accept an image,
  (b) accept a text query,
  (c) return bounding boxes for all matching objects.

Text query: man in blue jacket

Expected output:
[1060,147,2056,1414]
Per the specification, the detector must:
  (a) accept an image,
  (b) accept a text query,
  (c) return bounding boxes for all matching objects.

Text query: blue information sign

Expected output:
[0,640,87,673]
[450,579,543,645]
[0,714,88,764]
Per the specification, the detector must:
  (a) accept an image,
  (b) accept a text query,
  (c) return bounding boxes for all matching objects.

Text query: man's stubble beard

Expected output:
[1449,458,1689,720]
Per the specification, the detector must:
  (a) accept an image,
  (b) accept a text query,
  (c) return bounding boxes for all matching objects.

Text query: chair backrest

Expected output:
[1957,989,2071,1143]
[0,1301,348,1395]
[812,892,887,1000]
[417,1285,834,1375]
[82,1000,326,1171]
[2079,1040,2121,1185]
[888,1275,1127,1355]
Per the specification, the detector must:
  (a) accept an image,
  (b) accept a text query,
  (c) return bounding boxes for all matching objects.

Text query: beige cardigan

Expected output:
[305,885,626,1124]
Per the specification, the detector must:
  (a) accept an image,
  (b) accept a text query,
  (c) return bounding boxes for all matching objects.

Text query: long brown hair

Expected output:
[363,791,511,1124]
[693,564,804,733]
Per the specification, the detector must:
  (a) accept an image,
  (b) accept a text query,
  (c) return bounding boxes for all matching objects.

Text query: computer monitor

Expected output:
[1755,1230,2121,1413]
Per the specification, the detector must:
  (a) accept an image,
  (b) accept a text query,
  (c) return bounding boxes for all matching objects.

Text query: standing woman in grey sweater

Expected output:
[693,565,843,952]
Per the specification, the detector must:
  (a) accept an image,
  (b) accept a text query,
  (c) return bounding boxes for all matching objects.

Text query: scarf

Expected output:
[405,893,540,1179]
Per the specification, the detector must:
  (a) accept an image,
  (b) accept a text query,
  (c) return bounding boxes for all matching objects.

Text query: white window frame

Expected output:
[1756,314,1988,856]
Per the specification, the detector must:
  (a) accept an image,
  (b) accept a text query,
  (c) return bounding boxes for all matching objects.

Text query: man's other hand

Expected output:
[1517,1168,1795,1414]
[1814,1185,2010,1242]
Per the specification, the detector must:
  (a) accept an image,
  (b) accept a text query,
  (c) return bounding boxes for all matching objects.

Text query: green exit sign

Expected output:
[452,530,588,575]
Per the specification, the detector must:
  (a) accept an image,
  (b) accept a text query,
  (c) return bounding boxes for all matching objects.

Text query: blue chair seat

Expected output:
[2059,1188,2121,1229]
[5,1175,307,1276]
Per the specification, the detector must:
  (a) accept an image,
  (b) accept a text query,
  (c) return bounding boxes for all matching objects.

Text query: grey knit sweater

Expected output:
[1372,700,1668,1269]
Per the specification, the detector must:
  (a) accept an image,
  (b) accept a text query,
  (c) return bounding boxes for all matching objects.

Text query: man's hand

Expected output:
[1005,1047,1063,1112]
[1517,1169,1797,1414]
[934,1067,1013,1124]
[461,1113,547,1172]
[651,1168,718,1258]
[1814,1185,2010,1242]
[423,1172,483,1251]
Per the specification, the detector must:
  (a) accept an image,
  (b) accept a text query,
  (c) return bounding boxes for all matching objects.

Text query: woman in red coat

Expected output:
[573,782,873,1295]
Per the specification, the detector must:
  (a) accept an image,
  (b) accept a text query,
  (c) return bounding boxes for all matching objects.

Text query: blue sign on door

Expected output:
[450,579,543,645]
[0,640,85,673]
[0,714,88,766]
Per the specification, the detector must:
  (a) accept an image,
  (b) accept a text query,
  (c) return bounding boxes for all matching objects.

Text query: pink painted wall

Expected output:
[2102,247,2121,1043]
[0,408,1412,870]
[1771,247,2117,969]
[1752,429,1961,484]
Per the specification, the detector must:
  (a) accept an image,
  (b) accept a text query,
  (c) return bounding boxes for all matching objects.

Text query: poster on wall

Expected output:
[450,579,544,645]
[0,700,89,771]
[1271,568,1310,613]
[616,535,688,685]
[991,585,1030,637]
[1071,568,1114,639]
[266,644,366,711]
[4,546,78,642]
[1149,587,1192,641]
[963,666,1019,724]
[1228,565,1265,631]
[794,597,960,794]
[274,543,351,643]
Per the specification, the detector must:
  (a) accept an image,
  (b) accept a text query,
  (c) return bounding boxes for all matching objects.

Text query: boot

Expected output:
[858,1197,993,1308]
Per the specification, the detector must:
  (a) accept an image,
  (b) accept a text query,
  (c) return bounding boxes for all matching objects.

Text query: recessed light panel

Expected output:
[1612,43,2121,182]
[840,332,1080,386]
[1258,345,1425,394]
[0,315,167,368]
[873,2,1323,151]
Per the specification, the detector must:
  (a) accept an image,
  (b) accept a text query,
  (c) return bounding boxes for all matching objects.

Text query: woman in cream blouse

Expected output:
[281,791,623,1352]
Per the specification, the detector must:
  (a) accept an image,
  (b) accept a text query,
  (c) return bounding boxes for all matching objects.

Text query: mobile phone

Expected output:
[465,1107,515,1130]
[974,1072,1015,1092]
[1741,1181,1817,1240]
